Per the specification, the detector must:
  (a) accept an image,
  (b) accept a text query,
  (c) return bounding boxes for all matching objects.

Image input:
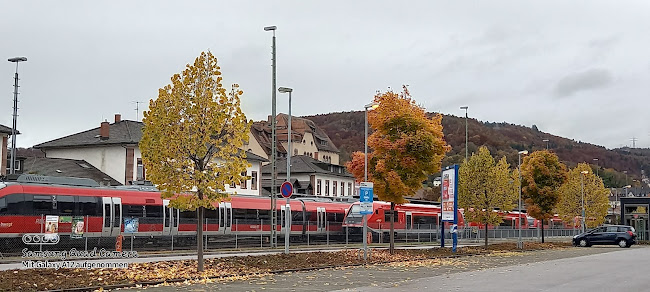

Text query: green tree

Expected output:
[459,146,518,247]
[346,86,449,254]
[140,51,251,271]
[557,163,610,229]
[520,150,568,243]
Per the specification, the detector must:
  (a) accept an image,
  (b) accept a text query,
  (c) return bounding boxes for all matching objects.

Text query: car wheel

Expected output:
[617,239,627,248]
[579,239,589,247]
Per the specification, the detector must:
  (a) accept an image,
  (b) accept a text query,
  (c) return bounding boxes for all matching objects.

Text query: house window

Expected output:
[348,183,352,196]
[321,140,327,146]
[333,181,337,196]
[317,179,322,195]
[325,180,330,196]
[251,171,258,190]
[341,182,345,196]
[241,171,247,189]
[136,158,145,180]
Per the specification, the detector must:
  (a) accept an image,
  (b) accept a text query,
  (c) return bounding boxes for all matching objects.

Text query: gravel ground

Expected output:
[128,245,628,292]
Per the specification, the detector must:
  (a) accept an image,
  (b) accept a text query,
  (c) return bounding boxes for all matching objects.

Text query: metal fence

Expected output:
[1,216,581,259]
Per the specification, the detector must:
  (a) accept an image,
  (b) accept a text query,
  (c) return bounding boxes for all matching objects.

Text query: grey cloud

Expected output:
[554,68,613,97]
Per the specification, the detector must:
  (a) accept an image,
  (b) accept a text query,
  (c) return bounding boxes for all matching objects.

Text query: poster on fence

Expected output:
[441,165,458,222]
[71,216,84,239]
[45,215,59,234]
[124,217,139,233]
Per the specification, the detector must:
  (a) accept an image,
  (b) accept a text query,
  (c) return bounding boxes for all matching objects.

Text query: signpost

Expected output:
[280,181,292,254]
[441,165,459,252]
[360,182,374,260]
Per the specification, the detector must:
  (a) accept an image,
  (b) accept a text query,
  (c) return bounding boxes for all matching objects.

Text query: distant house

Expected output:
[261,155,355,197]
[1,124,19,177]
[248,114,341,165]
[34,114,268,195]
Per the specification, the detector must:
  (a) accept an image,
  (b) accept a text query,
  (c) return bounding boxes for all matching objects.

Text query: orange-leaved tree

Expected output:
[346,86,449,254]
[140,51,251,272]
[520,150,568,243]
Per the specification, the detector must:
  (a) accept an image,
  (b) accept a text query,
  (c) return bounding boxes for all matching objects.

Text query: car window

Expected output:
[592,227,605,233]
[606,226,618,232]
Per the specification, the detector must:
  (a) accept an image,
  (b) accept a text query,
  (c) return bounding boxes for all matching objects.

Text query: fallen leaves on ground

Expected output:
[0,241,571,291]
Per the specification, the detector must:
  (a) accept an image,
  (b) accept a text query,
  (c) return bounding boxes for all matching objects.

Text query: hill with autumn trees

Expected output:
[303,111,649,189]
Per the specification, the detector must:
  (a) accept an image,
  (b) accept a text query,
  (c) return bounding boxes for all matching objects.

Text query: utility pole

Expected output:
[8,57,27,175]
[134,101,145,121]
[630,137,637,148]
[264,25,278,248]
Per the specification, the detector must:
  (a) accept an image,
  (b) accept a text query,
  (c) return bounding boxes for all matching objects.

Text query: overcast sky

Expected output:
[2,1,649,149]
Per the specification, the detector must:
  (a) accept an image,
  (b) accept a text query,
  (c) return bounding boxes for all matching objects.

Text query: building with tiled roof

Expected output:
[247,114,341,165]
[1,123,19,177]
[261,155,355,197]
[34,114,268,194]
[19,157,122,186]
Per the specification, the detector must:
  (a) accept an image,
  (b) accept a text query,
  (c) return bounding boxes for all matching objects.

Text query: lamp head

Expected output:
[624,185,632,188]
[581,171,589,174]
[518,150,528,155]
[542,139,549,142]
[593,158,598,161]
[264,26,277,31]
[365,102,379,110]
[460,106,468,110]
[8,57,27,62]
[278,87,293,93]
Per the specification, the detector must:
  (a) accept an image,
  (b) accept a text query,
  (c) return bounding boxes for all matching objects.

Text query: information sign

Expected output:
[359,182,374,215]
[441,166,458,222]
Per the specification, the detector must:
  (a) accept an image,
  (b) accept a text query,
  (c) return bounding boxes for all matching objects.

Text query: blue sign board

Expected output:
[359,182,374,215]
[281,181,293,198]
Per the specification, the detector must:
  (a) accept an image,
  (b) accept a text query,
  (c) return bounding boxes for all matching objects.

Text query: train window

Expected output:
[104,204,111,227]
[32,195,55,215]
[0,197,6,214]
[384,210,397,222]
[57,196,75,215]
[114,204,121,227]
[124,205,144,217]
[413,215,437,226]
[346,205,362,218]
[327,212,343,223]
[164,207,170,227]
[204,208,218,220]
[179,210,197,224]
[291,210,303,223]
[77,196,99,216]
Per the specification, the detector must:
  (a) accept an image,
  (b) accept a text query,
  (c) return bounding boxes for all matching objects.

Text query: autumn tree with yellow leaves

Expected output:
[345,86,449,254]
[140,51,251,272]
[458,146,519,247]
[557,163,609,229]
[520,150,568,243]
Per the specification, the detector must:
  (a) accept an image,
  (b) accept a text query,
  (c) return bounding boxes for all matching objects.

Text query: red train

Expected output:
[0,175,349,246]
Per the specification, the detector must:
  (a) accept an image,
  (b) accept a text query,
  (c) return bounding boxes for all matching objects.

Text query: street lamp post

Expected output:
[363,101,378,260]
[518,150,528,249]
[278,87,292,254]
[8,57,27,175]
[581,170,588,233]
[264,25,278,248]
[460,106,468,161]
[593,158,599,177]
[542,139,549,150]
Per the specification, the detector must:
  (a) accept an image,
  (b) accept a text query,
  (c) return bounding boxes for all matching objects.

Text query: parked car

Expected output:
[573,225,637,248]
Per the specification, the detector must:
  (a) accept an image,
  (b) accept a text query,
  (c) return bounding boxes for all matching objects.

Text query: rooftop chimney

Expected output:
[100,121,109,140]
[114,114,121,123]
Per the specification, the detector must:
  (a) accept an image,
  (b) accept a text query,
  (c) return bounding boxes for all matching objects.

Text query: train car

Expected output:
[464,210,530,229]
[0,175,349,249]
[343,201,465,239]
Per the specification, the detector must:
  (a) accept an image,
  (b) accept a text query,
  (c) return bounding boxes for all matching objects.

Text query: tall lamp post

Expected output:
[517,150,528,249]
[542,139,549,150]
[460,106,468,161]
[278,86,292,254]
[8,57,27,175]
[264,25,278,248]
[363,101,378,260]
[580,170,589,233]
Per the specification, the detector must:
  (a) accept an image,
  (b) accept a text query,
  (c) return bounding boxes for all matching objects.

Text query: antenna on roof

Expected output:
[134,101,146,121]
[630,137,638,148]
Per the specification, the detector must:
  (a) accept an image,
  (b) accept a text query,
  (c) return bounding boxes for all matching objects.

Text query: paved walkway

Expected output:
[127,245,627,292]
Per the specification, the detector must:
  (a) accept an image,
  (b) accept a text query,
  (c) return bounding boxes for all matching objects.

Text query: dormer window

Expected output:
[320,140,327,146]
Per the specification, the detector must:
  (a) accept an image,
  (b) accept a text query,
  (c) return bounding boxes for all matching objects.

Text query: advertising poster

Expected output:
[441,166,457,222]
[45,215,59,234]
[124,217,139,233]
[71,217,84,239]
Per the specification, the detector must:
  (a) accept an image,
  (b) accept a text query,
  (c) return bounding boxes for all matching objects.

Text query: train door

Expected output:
[406,212,412,230]
[163,200,179,236]
[281,205,292,234]
[101,197,122,237]
[316,207,326,233]
[219,202,232,234]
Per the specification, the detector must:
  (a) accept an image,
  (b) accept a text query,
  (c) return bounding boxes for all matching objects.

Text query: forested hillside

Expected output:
[304,111,649,188]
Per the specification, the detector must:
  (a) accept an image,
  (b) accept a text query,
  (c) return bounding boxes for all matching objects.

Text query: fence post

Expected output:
[235,219,238,249]
[345,225,349,246]
[84,215,89,252]
[417,224,420,243]
[130,235,134,251]
[205,218,208,251]
[40,214,44,252]
[326,221,330,246]
[171,234,174,251]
